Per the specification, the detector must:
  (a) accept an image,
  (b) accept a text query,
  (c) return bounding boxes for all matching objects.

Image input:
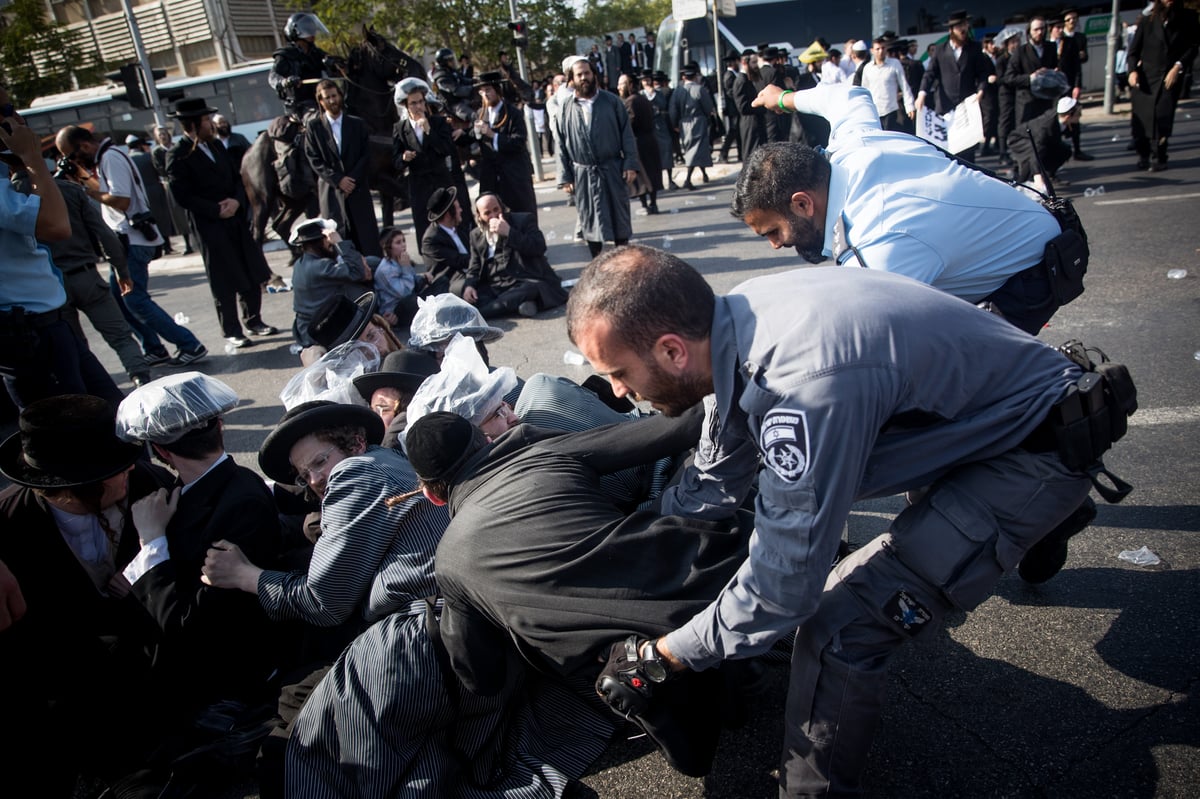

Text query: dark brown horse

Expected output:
[342,25,428,230]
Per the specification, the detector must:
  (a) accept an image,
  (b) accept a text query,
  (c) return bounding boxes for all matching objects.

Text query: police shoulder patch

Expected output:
[760,408,811,482]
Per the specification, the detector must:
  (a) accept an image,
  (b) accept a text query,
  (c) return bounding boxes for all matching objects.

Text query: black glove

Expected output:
[595,635,660,718]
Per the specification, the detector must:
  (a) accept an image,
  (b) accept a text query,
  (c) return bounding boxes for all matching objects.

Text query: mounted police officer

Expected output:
[269,12,339,117]
[429,47,476,121]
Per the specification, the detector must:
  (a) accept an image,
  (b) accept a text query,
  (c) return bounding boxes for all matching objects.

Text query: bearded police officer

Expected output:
[567,245,1132,797]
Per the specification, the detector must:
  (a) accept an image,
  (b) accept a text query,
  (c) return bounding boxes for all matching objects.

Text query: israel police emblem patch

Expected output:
[760,409,810,482]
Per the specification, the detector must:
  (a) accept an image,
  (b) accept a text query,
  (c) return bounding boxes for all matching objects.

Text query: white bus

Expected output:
[18,60,281,148]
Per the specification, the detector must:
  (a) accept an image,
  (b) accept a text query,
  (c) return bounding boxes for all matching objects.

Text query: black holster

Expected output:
[1045,345,1137,502]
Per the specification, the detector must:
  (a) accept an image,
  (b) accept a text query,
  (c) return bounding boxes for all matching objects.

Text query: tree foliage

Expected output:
[0,0,106,106]
[296,0,671,82]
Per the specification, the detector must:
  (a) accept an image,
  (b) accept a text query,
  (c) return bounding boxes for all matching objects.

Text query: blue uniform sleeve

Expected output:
[1,182,40,236]
[664,365,902,670]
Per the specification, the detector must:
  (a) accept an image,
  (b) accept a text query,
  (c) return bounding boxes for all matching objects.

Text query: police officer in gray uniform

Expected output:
[568,246,1131,797]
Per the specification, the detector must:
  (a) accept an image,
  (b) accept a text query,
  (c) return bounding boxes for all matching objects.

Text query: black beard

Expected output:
[797,245,826,264]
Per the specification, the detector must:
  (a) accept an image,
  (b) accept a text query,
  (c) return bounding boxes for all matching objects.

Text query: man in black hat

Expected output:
[405,408,756,777]
[670,62,715,189]
[289,217,371,348]
[166,97,279,350]
[353,349,440,447]
[733,49,767,160]
[56,123,208,367]
[304,79,381,258]
[473,71,538,220]
[0,394,173,795]
[917,9,993,160]
[719,51,742,163]
[420,186,472,297]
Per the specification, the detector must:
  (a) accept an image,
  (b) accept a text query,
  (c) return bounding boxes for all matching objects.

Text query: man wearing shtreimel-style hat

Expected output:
[165,96,280,351]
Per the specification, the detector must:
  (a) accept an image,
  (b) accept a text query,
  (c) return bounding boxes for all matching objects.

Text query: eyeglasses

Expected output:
[294,445,338,487]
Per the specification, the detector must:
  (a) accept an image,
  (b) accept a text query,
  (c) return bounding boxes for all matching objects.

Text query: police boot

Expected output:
[1018,495,1097,583]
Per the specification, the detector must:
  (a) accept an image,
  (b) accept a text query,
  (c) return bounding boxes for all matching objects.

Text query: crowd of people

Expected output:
[0,3,1179,797]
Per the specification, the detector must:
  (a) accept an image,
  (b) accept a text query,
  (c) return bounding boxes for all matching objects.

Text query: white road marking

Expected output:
[1127,405,1200,427]
[1093,192,1200,206]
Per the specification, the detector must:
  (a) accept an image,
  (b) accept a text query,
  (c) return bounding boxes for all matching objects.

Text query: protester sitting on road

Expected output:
[464,192,569,319]
[0,395,174,796]
[199,399,448,797]
[407,291,504,365]
[290,217,372,349]
[374,226,423,331]
[300,290,404,367]
[352,348,440,447]
[419,186,472,297]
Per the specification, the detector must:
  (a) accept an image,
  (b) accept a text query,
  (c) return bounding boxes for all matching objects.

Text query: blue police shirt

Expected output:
[0,183,67,313]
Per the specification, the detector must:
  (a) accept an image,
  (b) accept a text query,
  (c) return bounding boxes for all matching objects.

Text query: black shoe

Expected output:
[1018,496,1097,584]
[517,300,538,318]
[646,205,660,215]
[183,248,195,255]
[1149,161,1167,172]
[143,350,172,367]
[131,371,152,387]
[247,324,279,336]
[701,172,710,183]
[682,181,696,191]
[1136,157,1150,170]
[168,345,208,366]
[225,336,255,349]
[1125,140,1137,151]
[1073,150,1095,161]
[667,181,681,191]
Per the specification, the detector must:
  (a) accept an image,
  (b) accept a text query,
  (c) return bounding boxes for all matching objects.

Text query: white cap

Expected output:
[852,40,868,52]
[1057,96,1079,115]
[562,55,587,75]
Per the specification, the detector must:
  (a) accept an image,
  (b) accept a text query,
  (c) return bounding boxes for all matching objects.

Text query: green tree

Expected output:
[0,0,104,107]
[574,0,672,41]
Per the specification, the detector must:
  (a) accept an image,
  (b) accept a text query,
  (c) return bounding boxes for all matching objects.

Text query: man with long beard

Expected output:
[554,56,638,258]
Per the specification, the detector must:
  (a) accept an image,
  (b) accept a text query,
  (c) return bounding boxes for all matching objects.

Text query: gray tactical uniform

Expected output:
[659,267,1093,796]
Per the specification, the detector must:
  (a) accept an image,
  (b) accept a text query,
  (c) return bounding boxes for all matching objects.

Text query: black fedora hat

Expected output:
[426,186,458,222]
[0,395,143,488]
[167,97,219,118]
[474,70,504,88]
[945,9,972,26]
[258,400,384,484]
[353,349,440,402]
[289,217,338,246]
[310,291,378,351]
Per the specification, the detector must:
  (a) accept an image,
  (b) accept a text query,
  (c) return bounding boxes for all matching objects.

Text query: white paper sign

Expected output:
[917,95,984,154]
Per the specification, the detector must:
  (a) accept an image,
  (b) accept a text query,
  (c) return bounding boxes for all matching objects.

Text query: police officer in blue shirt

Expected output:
[737,81,1068,337]
[568,246,1130,797]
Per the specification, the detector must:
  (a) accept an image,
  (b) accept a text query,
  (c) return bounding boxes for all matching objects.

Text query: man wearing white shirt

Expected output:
[304,80,380,257]
[420,186,471,297]
[861,37,916,130]
[115,372,284,734]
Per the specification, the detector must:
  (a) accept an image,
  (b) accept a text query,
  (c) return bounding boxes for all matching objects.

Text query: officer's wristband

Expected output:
[778,90,794,112]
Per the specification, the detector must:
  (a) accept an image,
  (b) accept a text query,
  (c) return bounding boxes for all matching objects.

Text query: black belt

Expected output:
[1019,415,1058,453]
[0,306,64,328]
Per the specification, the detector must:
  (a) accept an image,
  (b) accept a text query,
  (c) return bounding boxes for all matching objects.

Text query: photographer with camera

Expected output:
[0,88,123,407]
[56,124,207,367]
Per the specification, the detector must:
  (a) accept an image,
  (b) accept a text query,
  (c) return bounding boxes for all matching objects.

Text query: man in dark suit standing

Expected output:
[473,71,538,221]
[1057,10,1094,160]
[618,32,633,77]
[166,97,279,349]
[719,51,742,163]
[604,35,622,91]
[917,9,992,160]
[212,114,253,171]
[643,31,657,71]
[304,80,381,257]
[1004,16,1059,126]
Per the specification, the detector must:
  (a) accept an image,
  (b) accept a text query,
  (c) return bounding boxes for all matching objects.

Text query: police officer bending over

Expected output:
[568,245,1135,797]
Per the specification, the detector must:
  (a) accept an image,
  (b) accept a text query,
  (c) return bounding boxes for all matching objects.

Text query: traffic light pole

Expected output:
[120,0,167,127]
[507,0,545,181]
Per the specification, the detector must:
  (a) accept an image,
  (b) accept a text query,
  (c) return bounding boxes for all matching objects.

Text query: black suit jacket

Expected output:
[167,137,271,292]
[1004,41,1059,123]
[392,115,456,245]
[921,38,990,114]
[304,112,381,256]
[420,222,471,296]
[466,212,563,292]
[129,457,284,709]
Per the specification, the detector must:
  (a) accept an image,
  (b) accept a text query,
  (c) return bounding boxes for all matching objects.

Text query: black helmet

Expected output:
[435,48,456,67]
[285,12,329,42]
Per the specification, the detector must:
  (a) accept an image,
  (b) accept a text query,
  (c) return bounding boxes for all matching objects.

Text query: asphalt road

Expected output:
[7,96,1197,798]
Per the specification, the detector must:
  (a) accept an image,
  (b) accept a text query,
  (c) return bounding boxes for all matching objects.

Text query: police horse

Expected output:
[242,26,426,247]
